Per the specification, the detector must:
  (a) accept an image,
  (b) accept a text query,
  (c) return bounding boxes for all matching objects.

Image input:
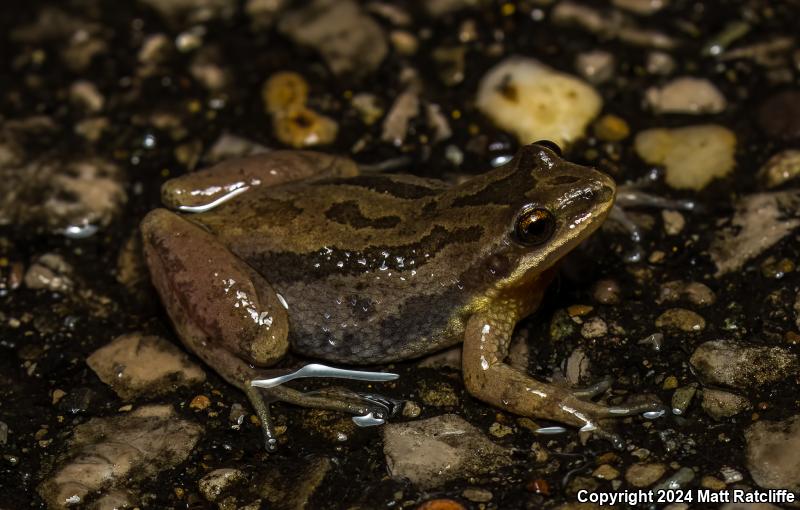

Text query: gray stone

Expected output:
[700,388,749,420]
[690,340,798,389]
[745,415,800,491]
[710,190,800,276]
[37,405,202,509]
[199,468,245,502]
[383,413,513,489]
[278,0,387,78]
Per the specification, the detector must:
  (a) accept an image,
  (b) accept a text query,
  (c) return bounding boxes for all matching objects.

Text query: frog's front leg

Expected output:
[462,312,663,447]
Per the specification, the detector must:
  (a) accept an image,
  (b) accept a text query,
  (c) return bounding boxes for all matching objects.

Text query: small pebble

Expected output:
[575,50,615,84]
[593,114,630,142]
[647,51,676,75]
[701,388,750,420]
[671,384,698,415]
[645,77,726,114]
[661,210,685,235]
[476,56,602,147]
[761,257,794,279]
[52,389,66,405]
[461,488,493,503]
[700,475,726,490]
[417,499,466,510]
[655,308,706,332]
[625,462,666,487]
[272,106,338,148]
[662,376,678,390]
[635,124,736,191]
[592,279,620,304]
[190,395,211,410]
[593,464,620,480]
[489,422,514,438]
[402,401,421,418]
[757,150,800,188]
[581,317,608,339]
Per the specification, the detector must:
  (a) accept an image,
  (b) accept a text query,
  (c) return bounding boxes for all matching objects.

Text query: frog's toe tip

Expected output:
[265,437,278,452]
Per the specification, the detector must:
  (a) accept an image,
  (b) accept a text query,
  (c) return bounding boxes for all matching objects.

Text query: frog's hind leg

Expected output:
[160,151,360,212]
[462,311,665,448]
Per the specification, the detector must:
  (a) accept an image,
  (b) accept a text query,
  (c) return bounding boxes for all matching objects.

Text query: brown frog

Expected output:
[141,142,662,450]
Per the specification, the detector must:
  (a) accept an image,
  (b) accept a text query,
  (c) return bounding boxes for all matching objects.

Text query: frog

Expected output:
[140,142,663,450]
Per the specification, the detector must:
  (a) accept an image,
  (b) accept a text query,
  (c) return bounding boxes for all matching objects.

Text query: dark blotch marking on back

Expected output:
[324,201,401,229]
[319,174,440,199]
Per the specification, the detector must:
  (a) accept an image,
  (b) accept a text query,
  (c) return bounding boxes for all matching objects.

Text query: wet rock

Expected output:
[634,124,736,191]
[592,279,620,304]
[382,86,420,146]
[655,308,705,332]
[613,0,668,15]
[593,464,620,480]
[757,90,800,141]
[383,414,513,489]
[11,8,109,71]
[256,456,331,510]
[690,340,799,389]
[652,467,694,492]
[199,468,245,502]
[709,190,800,275]
[625,462,666,487]
[0,155,126,235]
[139,0,237,28]
[647,51,676,75]
[671,384,697,415]
[87,333,205,400]
[566,348,591,385]
[701,388,749,420]
[418,381,459,407]
[246,0,288,29]
[552,2,678,49]
[263,71,308,113]
[657,281,715,307]
[575,51,615,85]
[90,490,136,510]
[190,47,231,91]
[661,210,685,235]
[24,254,74,292]
[645,77,726,114]
[462,488,492,503]
[745,414,800,490]
[593,114,630,142]
[278,0,387,78]
[476,56,602,147]
[69,81,104,114]
[757,150,800,189]
[424,0,478,16]
[138,33,172,67]
[351,93,384,126]
[37,405,202,509]
[581,317,608,339]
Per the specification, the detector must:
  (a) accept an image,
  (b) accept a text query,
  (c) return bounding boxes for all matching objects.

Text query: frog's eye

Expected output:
[533,140,562,156]
[515,208,556,246]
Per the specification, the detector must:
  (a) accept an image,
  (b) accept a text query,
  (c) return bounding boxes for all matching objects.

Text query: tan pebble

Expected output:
[262,71,309,114]
[567,304,594,317]
[662,376,678,390]
[272,106,338,148]
[594,114,630,141]
[402,401,421,418]
[581,317,608,339]
[489,422,514,438]
[593,464,620,480]
[700,475,726,490]
[190,395,211,410]
[592,279,620,304]
[52,389,66,405]
[661,210,685,235]
[655,308,705,332]
[625,462,666,487]
[461,488,492,503]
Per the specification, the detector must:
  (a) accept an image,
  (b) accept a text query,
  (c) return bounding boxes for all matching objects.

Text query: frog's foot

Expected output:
[245,364,400,450]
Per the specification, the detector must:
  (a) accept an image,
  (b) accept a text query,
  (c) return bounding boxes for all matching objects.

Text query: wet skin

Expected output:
[141,143,662,450]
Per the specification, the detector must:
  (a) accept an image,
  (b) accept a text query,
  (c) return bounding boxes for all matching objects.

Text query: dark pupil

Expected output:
[518,210,553,244]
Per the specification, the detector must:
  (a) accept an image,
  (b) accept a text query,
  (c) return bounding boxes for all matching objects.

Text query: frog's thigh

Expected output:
[141,208,289,382]
[161,151,359,210]
[461,312,617,429]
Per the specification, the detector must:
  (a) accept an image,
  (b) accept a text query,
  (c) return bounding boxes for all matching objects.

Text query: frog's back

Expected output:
[192,173,501,364]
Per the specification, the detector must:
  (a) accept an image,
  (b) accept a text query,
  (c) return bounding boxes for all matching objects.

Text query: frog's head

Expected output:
[465,142,616,294]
